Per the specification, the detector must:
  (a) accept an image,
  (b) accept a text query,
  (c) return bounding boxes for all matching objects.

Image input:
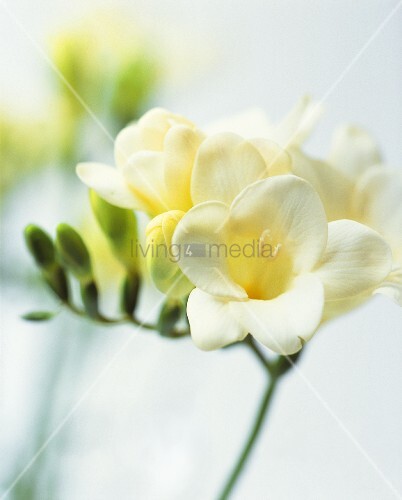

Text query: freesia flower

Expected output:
[291,125,402,306]
[77,97,318,218]
[172,175,392,354]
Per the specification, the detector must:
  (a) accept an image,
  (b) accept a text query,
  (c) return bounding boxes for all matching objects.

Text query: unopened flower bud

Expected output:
[56,224,92,283]
[121,273,140,316]
[80,280,100,319]
[89,190,138,272]
[146,211,193,298]
[24,225,55,270]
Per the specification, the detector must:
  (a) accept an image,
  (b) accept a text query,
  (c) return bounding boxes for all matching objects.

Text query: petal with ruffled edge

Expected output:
[164,126,205,211]
[191,133,268,205]
[328,125,381,180]
[173,201,247,300]
[290,148,353,221]
[232,274,324,355]
[229,175,328,273]
[315,220,392,300]
[187,288,248,350]
[76,162,139,209]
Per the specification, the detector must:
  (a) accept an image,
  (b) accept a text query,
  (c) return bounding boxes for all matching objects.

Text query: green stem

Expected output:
[218,374,279,500]
[217,349,299,499]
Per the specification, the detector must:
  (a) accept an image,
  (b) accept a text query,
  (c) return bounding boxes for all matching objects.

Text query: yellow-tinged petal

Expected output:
[315,220,392,300]
[173,201,248,300]
[76,162,139,209]
[229,175,328,273]
[328,125,381,180]
[164,125,205,211]
[248,138,292,176]
[191,132,267,205]
[146,211,194,298]
[123,151,170,215]
[232,274,324,355]
[187,288,248,350]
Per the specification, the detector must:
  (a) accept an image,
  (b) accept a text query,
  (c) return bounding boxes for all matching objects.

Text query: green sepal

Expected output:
[80,280,100,319]
[122,273,140,316]
[157,300,182,338]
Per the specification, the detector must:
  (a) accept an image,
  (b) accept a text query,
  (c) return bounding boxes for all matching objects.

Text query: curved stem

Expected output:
[217,374,279,500]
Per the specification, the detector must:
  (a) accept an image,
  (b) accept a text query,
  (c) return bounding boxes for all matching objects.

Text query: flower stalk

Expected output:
[217,343,300,499]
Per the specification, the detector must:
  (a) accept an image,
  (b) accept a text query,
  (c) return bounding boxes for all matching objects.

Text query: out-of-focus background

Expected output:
[1,1,401,499]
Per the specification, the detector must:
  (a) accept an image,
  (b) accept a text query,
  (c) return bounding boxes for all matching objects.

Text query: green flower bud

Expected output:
[24,225,55,270]
[56,224,92,283]
[145,211,193,298]
[89,190,138,272]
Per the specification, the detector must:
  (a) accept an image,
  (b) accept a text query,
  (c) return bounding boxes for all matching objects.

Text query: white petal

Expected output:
[76,162,138,209]
[173,201,248,300]
[123,152,171,215]
[204,108,273,138]
[352,167,402,262]
[328,125,381,180]
[271,95,323,148]
[315,220,392,300]
[374,265,402,306]
[187,288,248,350]
[191,132,268,205]
[229,175,328,272]
[290,148,354,221]
[232,274,324,355]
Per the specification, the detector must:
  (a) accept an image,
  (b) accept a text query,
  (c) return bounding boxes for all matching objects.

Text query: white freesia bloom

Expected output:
[173,176,392,354]
[292,125,402,306]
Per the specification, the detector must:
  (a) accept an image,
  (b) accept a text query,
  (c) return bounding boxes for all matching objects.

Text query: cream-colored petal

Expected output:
[187,288,248,350]
[76,162,139,209]
[114,124,162,169]
[248,138,292,176]
[172,201,248,300]
[229,175,328,272]
[191,132,268,205]
[123,151,171,216]
[204,108,273,138]
[271,95,323,148]
[315,220,392,300]
[163,125,205,211]
[328,125,381,180]
[352,167,402,262]
[290,148,354,221]
[232,274,324,355]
